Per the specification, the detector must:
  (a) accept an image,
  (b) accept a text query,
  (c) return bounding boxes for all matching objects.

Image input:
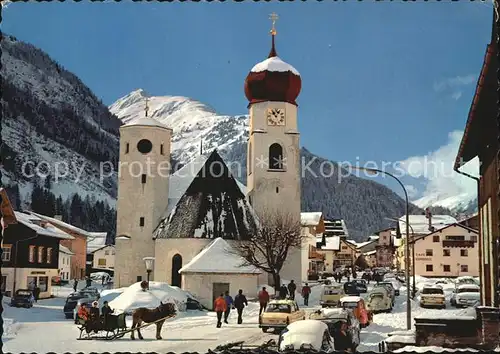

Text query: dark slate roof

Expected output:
[154,150,258,240]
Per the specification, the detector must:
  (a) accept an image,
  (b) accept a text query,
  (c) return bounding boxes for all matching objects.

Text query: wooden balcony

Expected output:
[442,240,475,248]
[309,249,325,261]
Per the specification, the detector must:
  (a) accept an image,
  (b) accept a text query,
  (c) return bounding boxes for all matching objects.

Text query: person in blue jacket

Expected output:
[223,290,234,324]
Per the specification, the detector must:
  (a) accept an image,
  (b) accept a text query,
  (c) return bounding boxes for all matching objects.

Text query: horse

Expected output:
[130,301,176,340]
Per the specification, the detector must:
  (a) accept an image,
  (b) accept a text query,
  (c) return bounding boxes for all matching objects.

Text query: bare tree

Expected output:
[230,208,304,291]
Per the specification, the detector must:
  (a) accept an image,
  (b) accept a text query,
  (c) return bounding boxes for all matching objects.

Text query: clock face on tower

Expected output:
[266,108,285,126]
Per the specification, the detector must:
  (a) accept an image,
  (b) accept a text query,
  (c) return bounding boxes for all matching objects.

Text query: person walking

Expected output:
[301,283,311,306]
[73,278,78,292]
[279,284,288,299]
[287,280,297,300]
[101,300,114,327]
[223,291,234,324]
[258,287,270,315]
[33,286,40,303]
[233,289,248,324]
[214,293,227,328]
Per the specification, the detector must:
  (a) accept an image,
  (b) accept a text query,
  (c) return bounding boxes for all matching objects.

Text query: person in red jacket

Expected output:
[302,283,311,306]
[258,287,270,315]
[214,293,227,328]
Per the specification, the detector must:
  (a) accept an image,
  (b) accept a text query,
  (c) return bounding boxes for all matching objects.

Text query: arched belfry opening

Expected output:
[269,143,284,170]
[171,254,182,287]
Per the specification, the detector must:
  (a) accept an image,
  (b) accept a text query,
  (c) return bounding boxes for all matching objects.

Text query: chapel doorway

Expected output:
[212,282,230,310]
[171,254,182,287]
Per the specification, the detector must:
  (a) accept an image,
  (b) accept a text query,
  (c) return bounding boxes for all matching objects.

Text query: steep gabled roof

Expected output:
[179,238,261,274]
[154,150,258,240]
[410,223,479,244]
[301,212,323,226]
[14,212,74,239]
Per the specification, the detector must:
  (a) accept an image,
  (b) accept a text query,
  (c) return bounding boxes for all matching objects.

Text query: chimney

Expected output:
[54,215,63,221]
[425,208,434,232]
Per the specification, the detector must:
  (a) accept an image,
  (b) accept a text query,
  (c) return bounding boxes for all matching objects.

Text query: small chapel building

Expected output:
[114,17,316,304]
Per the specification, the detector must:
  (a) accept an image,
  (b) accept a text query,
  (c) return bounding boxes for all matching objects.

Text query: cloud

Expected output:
[433,75,476,101]
[399,130,479,204]
[404,184,419,199]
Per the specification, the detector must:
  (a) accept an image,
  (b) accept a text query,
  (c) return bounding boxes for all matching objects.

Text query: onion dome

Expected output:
[244,26,301,107]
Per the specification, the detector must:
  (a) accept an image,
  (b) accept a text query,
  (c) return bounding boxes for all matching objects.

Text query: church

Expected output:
[114,16,316,308]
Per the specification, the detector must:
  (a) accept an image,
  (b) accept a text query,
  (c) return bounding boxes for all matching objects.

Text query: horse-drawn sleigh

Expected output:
[76,301,176,341]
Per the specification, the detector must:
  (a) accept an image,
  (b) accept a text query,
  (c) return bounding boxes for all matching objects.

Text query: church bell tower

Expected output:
[244,13,302,220]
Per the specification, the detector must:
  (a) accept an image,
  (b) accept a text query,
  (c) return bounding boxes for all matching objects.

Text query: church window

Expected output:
[161,144,164,155]
[125,143,130,154]
[139,217,145,227]
[269,143,284,170]
[276,187,279,193]
[137,139,153,154]
[141,174,147,184]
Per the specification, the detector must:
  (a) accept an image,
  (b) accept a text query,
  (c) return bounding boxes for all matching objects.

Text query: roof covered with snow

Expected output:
[323,219,349,238]
[321,236,340,251]
[250,56,300,76]
[399,214,457,236]
[88,239,112,254]
[301,212,323,226]
[14,212,75,239]
[178,238,261,274]
[59,245,75,255]
[154,150,258,240]
[29,212,106,239]
[122,116,171,129]
[364,250,377,256]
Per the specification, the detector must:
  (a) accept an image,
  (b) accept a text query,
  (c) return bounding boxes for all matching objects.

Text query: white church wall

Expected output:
[154,238,212,284]
[181,272,259,310]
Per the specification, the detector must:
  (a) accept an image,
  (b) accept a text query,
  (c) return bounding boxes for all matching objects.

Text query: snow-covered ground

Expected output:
[1,276,483,352]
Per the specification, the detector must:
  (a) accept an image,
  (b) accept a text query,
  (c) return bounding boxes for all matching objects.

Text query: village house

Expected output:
[91,245,115,271]
[30,212,107,280]
[300,212,326,280]
[334,238,357,268]
[363,250,377,268]
[459,213,479,230]
[2,212,74,298]
[397,223,479,278]
[374,227,396,268]
[454,15,498,306]
[58,245,74,281]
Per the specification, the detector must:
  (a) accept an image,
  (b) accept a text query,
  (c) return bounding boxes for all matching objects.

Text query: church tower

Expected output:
[244,14,302,220]
[114,98,172,287]
[244,14,303,283]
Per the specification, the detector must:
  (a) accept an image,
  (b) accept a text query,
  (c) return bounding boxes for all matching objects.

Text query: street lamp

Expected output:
[386,217,417,299]
[143,257,155,290]
[351,165,412,330]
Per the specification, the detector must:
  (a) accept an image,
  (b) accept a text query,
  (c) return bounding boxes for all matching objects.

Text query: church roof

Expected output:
[122,116,171,130]
[178,237,261,274]
[154,150,258,240]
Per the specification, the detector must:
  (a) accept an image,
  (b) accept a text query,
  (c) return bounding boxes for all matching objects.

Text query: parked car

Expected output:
[420,285,446,309]
[339,296,372,328]
[365,288,392,313]
[309,308,360,351]
[451,284,480,308]
[343,282,360,296]
[278,320,335,353]
[320,284,345,308]
[10,289,35,308]
[379,280,400,296]
[351,279,368,293]
[63,291,97,319]
[80,287,100,299]
[259,299,306,333]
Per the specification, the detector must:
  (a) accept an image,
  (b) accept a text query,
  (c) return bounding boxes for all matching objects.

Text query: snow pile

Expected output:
[2,318,22,338]
[99,287,126,304]
[394,346,479,353]
[108,281,194,314]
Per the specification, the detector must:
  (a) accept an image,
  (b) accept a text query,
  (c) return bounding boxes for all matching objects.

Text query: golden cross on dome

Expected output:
[269,12,278,36]
[144,97,150,117]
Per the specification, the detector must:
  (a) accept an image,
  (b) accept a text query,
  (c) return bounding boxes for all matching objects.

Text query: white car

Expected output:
[278,320,335,353]
[420,285,446,309]
[453,284,480,308]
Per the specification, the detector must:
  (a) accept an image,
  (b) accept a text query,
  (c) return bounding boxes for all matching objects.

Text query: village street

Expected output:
[2,277,474,353]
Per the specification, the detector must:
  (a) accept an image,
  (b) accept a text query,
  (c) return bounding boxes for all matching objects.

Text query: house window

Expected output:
[38,246,44,263]
[426,264,433,272]
[125,143,129,154]
[140,217,145,227]
[460,249,468,257]
[112,250,115,255]
[1,245,12,262]
[161,144,164,155]
[471,235,478,242]
[443,249,450,257]
[1,275,7,293]
[425,249,433,256]
[98,258,106,266]
[269,143,284,170]
[46,247,52,264]
[141,174,147,184]
[443,265,451,272]
[105,250,110,256]
[38,276,48,292]
[29,246,35,263]
[461,264,469,272]
[433,236,439,242]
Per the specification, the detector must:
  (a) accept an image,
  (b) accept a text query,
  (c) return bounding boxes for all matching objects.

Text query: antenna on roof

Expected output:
[200,138,203,155]
[144,97,150,117]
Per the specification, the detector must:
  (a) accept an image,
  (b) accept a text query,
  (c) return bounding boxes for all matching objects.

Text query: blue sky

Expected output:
[2,1,493,201]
